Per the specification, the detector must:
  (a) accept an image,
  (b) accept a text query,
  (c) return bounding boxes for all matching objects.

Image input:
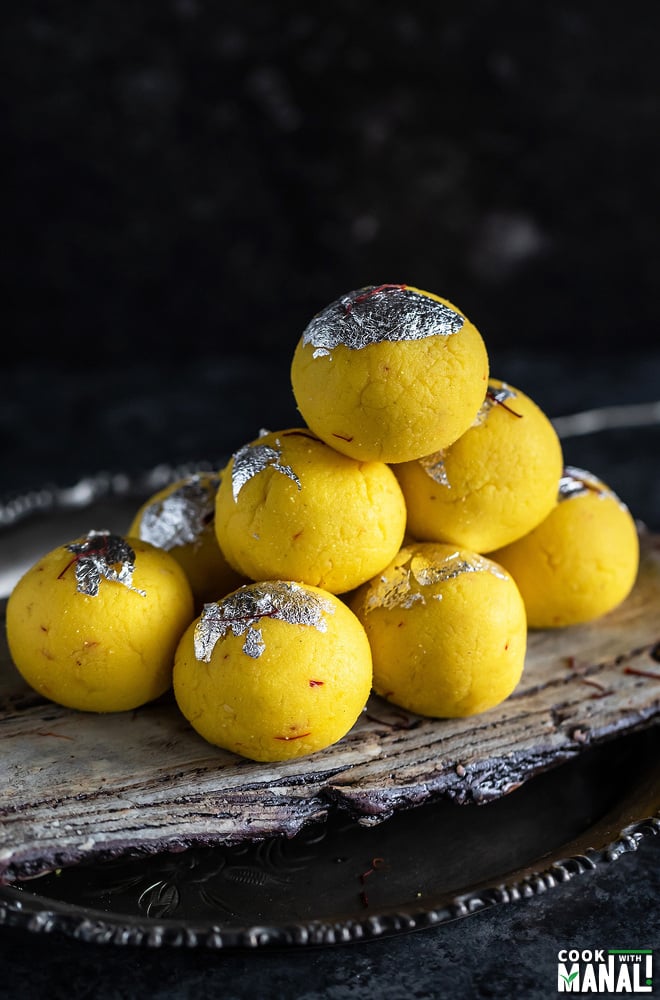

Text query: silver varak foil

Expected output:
[231,440,301,502]
[364,550,507,613]
[301,284,465,358]
[472,380,518,428]
[419,451,450,487]
[63,530,146,597]
[419,382,519,487]
[194,581,335,662]
[558,466,629,510]
[138,474,219,550]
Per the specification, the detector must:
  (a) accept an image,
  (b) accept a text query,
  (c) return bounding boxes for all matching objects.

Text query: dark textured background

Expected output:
[3,1,660,367]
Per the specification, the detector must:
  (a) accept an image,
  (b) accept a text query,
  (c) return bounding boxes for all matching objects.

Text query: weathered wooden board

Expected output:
[2,532,659,884]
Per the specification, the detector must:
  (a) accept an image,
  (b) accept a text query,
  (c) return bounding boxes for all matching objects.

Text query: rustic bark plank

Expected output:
[1,531,659,884]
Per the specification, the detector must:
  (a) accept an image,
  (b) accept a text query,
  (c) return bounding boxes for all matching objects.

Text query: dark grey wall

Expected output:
[4,2,659,365]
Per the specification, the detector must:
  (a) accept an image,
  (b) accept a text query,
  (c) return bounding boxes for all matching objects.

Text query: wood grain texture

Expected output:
[2,532,659,884]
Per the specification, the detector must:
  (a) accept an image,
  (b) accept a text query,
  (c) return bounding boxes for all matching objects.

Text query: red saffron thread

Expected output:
[344,284,407,313]
[57,535,113,580]
[486,389,523,418]
[360,857,387,883]
[623,666,660,681]
[580,678,612,698]
[357,856,388,907]
[280,429,320,442]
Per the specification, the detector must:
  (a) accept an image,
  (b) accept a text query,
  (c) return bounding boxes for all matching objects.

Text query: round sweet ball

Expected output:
[491,467,640,628]
[350,541,527,718]
[214,427,407,594]
[394,378,564,552]
[173,580,372,761]
[290,283,489,463]
[129,471,245,608]
[6,530,195,712]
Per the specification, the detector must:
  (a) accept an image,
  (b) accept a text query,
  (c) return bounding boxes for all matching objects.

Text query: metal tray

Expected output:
[0,726,658,948]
